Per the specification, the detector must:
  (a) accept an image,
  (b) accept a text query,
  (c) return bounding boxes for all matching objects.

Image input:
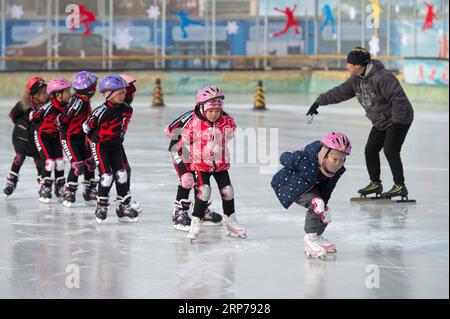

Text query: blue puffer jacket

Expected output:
[271,141,346,209]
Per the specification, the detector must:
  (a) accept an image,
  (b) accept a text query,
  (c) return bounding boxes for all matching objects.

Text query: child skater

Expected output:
[271,132,351,258]
[83,75,139,224]
[117,74,141,213]
[182,86,246,241]
[166,109,222,231]
[57,71,98,207]
[30,77,71,203]
[3,77,47,198]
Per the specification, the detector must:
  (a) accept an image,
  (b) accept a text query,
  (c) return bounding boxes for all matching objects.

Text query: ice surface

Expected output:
[0,95,448,298]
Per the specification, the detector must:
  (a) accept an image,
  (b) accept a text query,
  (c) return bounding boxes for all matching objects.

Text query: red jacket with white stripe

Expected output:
[182,106,236,173]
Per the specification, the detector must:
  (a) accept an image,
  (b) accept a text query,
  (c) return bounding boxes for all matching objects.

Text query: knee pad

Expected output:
[311,197,331,224]
[99,173,114,188]
[55,157,65,172]
[71,161,85,177]
[84,156,97,173]
[180,173,195,189]
[115,169,128,185]
[44,159,56,172]
[220,185,234,201]
[196,185,211,202]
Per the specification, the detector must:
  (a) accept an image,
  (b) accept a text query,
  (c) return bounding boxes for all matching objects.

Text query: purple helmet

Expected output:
[72,71,98,91]
[196,86,225,105]
[321,132,352,155]
[99,75,127,93]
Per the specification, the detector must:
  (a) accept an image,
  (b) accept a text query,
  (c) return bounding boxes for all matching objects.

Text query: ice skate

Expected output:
[38,178,53,203]
[95,197,109,224]
[353,181,383,200]
[116,195,139,223]
[54,177,66,201]
[304,233,327,259]
[82,179,98,205]
[223,213,247,238]
[172,199,191,231]
[382,184,415,203]
[202,203,222,226]
[187,216,201,242]
[62,182,78,208]
[3,172,19,199]
[318,234,337,253]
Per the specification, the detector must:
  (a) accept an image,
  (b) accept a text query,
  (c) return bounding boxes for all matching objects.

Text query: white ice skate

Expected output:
[304,233,327,259]
[223,213,247,238]
[318,235,336,253]
[187,216,201,242]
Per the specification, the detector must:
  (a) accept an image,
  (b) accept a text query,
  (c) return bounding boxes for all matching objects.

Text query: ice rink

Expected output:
[0,94,448,299]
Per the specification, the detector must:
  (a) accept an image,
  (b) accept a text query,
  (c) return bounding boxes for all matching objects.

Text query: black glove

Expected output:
[306,103,320,116]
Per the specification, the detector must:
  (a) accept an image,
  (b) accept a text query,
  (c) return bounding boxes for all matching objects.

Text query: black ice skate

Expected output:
[116,195,139,223]
[172,199,192,231]
[63,183,78,208]
[39,178,53,203]
[54,177,66,201]
[202,203,223,226]
[3,172,19,198]
[351,181,383,202]
[82,179,98,204]
[95,197,109,224]
[382,184,416,203]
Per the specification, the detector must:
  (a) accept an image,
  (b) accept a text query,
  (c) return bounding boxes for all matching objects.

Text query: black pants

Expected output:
[35,131,64,180]
[10,140,42,177]
[170,148,192,202]
[193,170,234,218]
[9,153,41,177]
[120,144,131,190]
[92,142,128,198]
[365,123,411,185]
[61,135,95,184]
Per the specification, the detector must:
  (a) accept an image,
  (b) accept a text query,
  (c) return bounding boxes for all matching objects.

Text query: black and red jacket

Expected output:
[165,110,194,152]
[60,93,92,139]
[84,101,133,145]
[31,97,64,137]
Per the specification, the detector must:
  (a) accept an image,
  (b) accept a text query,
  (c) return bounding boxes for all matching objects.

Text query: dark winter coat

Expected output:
[8,93,40,155]
[315,60,414,130]
[271,141,346,209]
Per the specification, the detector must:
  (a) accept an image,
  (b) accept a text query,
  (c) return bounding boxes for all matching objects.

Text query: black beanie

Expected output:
[347,47,371,66]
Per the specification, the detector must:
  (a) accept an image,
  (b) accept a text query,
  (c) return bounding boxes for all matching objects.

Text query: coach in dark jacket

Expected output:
[306,47,414,199]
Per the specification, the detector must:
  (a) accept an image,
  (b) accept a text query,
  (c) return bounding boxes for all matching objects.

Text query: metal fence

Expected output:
[0,0,448,71]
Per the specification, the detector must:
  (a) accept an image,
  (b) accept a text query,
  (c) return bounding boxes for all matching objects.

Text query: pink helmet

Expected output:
[47,77,71,95]
[196,86,225,105]
[321,132,352,155]
[120,74,136,85]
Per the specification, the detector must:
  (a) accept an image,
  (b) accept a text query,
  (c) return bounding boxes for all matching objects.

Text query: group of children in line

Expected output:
[4,75,351,258]
[4,72,140,224]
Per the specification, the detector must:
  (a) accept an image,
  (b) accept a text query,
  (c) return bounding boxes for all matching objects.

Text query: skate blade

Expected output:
[96,218,105,224]
[39,197,50,203]
[63,201,73,208]
[225,231,247,238]
[174,224,191,232]
[187,235,198,243]
[118,217,138,223]
[202,221,223,226]
[351,196,385,202]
